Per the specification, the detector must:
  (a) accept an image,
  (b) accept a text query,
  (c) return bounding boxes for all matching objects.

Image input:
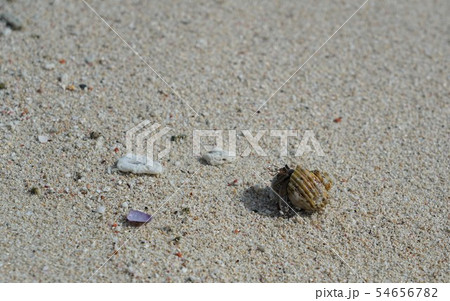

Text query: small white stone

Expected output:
[38,135,49,143]
[95,136,105,151]
[116,154,163,175]
[202,148,236,166]
[84,55,95,64]
[121,202,128,208]
[96,206,106,214]
[196,38,208,48]
[58,73,69,87]
[3,27,12,36]
[43,63,55,70]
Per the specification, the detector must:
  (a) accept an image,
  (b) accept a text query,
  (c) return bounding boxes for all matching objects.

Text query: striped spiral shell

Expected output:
[271,165,332,212]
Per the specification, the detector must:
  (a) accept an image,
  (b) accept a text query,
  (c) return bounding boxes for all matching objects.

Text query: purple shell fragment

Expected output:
[127,209,152,223]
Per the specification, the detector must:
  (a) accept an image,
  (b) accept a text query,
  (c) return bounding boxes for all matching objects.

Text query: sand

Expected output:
[0,0,448,282]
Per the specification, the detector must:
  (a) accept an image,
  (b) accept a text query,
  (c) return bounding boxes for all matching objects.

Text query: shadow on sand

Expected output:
[241,185,313,219]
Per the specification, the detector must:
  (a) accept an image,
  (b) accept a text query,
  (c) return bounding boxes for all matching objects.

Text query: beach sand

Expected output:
[0,0,448,282]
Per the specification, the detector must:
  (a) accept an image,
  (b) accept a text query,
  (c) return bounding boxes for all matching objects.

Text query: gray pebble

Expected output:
[2,27,12,36]
[0,13,23,30]
[84,55,95,64]
[256,245,266,252]
[58,73,69,85]
[96,206,106,214]
[202,148,236,166]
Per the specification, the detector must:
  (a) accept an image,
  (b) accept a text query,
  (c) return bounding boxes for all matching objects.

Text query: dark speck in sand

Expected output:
[89,131,101,139]
[29,187,40,195]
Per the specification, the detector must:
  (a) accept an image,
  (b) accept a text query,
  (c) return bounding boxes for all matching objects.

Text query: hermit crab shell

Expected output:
[272,165,332,212]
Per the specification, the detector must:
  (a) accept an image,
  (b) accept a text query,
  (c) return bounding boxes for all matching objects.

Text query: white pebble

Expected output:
[38,135,49,143]
[96,206,106,214]
[121,202,129,208]
[58,73,69,87]
[84,55,95,64]
[116,154,163,175]
[43,63,55,70]
[3,28,12,36]
[202,148,236,166]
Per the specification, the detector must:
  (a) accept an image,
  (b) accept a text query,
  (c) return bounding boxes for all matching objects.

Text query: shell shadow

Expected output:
[241,185,282,218]
[241,185,313,219]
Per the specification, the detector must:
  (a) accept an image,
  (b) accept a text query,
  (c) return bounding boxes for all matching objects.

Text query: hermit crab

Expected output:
[271,165,332,213]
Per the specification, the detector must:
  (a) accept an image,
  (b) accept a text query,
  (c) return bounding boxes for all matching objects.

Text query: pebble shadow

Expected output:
[197,157,210,166]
